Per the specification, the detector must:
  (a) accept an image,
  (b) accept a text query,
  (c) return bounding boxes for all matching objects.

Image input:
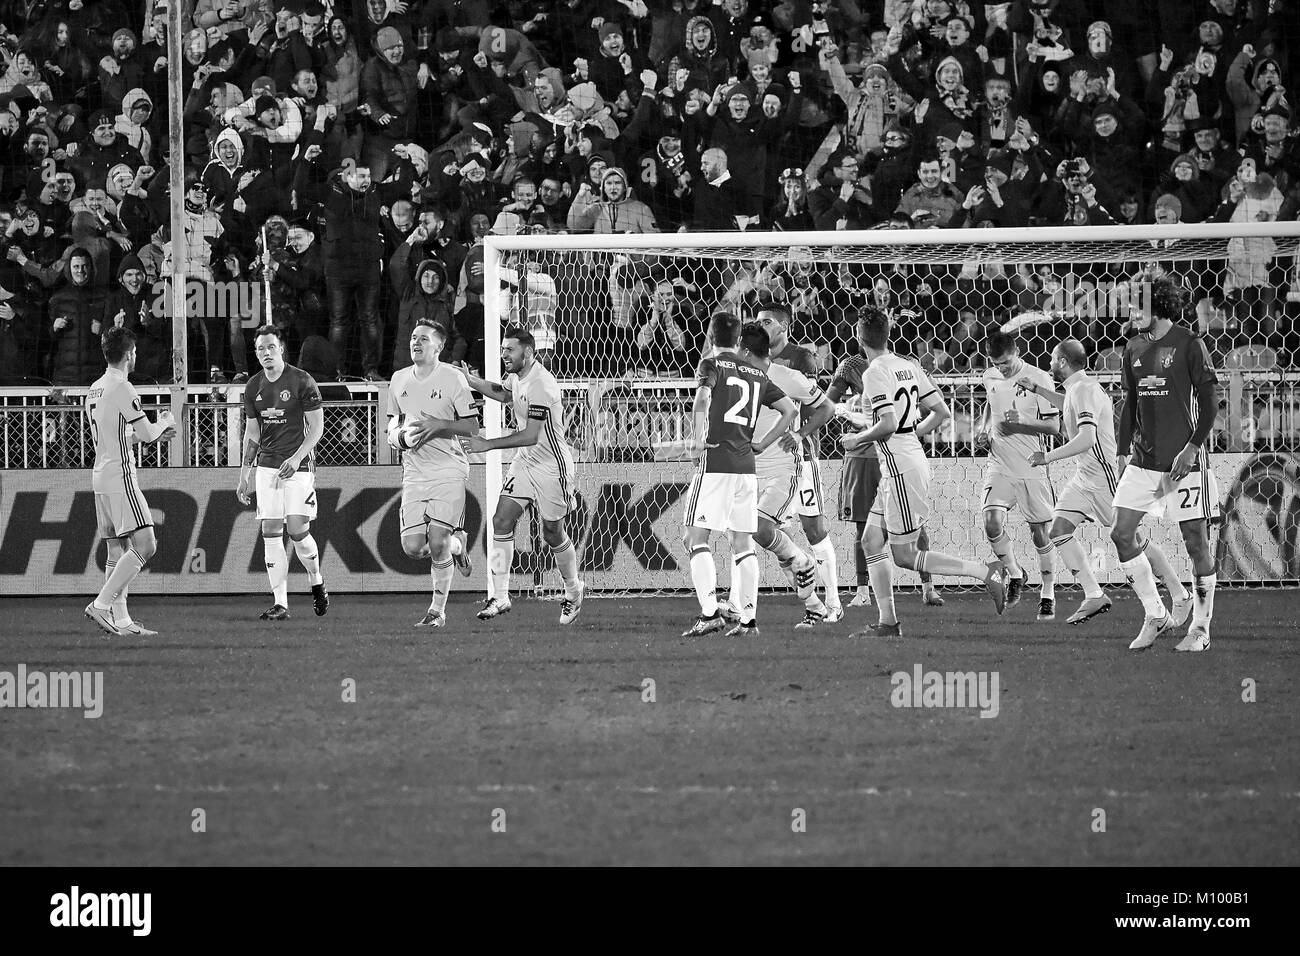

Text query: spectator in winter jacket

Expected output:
[114,88,154,164]
[1226,46,1287,146]
[47,247,106,386]
[67,109,144,191]
[0,282,40,385]
[360,27,431,180]
[566,166,660,233]
[809,152,877,230]
[390,228,454,372]
[321,14,362,115]
[895,154,964,227]
[690,147,747,229]
[104,252,168,383]
[97,28,144,111]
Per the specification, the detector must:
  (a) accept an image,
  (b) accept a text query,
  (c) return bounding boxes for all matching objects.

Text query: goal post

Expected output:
[483,222,1300,595]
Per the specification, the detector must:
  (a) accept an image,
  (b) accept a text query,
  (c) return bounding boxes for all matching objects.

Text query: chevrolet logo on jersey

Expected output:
[261,408,286,419]
[1137,375,1166,388]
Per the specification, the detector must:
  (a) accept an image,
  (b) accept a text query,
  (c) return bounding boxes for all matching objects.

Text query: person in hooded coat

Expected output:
[566,165,661,234]
[390,228,454,373]
[114,87,154,164]
[675,16,730,90]
[47,247,106,386]
[1149,151,1216,223]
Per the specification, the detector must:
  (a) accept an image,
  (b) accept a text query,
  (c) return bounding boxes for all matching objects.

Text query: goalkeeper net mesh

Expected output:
[485,226,1300,596]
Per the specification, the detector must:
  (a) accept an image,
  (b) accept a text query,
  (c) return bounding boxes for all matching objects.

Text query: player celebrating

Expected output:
[1110,271,1219,651]
[843,308,1006,637]
[237,325,329,621]
[754,304,843,625]
[978,330,1060,619]
[84,328,177,636]
[388,321,478,627]
[462,327,585,624]
[1025,339,1192,627]
[828,353,945,610]
[682,316,798,638]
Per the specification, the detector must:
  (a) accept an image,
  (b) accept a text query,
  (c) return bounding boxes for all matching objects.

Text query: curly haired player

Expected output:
[1110,270,1220,652]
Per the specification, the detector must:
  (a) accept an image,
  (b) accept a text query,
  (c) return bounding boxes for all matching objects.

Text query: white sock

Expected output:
[96,548,144,610]
[1037,544,1055,599]
[916,550,990,582]
[1145,541,1189,602]
[448,533,464,557]
[1053,533,1102,599]
[1120,550,1166,619]
[867,552,896,625]
[1193,572,1216,627]
[689,545,718,616]
[490,534,514,601]
[734,550,758,624]
[264,535,289,607]
[988,527,1021,578]
[552,537,580,597]
[291,532,323,586]
[765,528,800,563]
[810,537,840,607]
[104,559,133,626]
[430,557,454,613]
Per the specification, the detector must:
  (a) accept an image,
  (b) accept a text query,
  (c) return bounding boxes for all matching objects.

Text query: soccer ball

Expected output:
[387,416,423,451]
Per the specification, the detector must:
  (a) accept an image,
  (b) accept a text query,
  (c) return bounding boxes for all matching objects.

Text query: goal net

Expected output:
[482,223,1300,596]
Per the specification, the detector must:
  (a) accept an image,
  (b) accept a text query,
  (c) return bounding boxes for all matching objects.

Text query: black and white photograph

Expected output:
[0,0,1296,915]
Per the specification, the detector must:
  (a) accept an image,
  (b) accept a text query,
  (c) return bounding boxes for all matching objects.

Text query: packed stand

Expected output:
[0,0,1296,388]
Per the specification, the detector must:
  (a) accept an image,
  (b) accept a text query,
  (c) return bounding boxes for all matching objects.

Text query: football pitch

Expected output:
[2,589,1297,866]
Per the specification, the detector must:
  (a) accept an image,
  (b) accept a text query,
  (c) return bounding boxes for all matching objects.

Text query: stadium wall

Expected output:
[2,454,1296,595]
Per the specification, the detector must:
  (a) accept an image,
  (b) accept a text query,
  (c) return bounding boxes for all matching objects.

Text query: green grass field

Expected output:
[2,588,1297,866]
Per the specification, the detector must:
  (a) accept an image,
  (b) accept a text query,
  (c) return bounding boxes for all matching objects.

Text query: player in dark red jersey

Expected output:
[682,315,799,638]
[237,325,329,620]
[1112,271,1219,652]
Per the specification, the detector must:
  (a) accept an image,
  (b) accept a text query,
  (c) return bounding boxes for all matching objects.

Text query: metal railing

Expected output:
[3,371,1297,469]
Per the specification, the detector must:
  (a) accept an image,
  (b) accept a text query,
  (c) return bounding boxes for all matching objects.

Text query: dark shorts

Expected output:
[839,455,882,523]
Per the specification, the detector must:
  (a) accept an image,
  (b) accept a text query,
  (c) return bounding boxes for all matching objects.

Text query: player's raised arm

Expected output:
[120,385,173,445]
[1018,374,1066,410]
[458,362,512,404]
[467,414,541,452]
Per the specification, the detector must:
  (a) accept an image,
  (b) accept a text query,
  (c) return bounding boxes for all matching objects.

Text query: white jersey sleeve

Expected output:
[867,353,929,477]
[754,363,821,476]
[984,363,1057,479]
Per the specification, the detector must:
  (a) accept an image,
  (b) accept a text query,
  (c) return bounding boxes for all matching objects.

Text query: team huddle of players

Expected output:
[81,269,1219,651]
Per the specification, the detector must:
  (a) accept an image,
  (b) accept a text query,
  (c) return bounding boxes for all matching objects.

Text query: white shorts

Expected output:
[982,472,1056,524]
[1112,464,1221,523]
[685,470,758,534]
[1055,475,1115,527]
[757,470,800,525]
[401,479,467,536]
[868,463,929,539]
[95,487,153,538]
[797,457,826,518]
[255,466,317,521]
[502,458,572,522]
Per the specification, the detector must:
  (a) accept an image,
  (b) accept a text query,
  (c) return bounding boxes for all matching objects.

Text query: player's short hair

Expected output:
[503,326,535,349]
[754,301,790,326]
[253,324,286,345]
[101,326,136,364]
[984,328,1019,358]
[711,311,742,349]
[855,306,891,351]
[1056,338,1087,370]
[414,319,449,341]
[740,322,771,358]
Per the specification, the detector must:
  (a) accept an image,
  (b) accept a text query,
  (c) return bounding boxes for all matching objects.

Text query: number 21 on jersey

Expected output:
[724,376,762,426]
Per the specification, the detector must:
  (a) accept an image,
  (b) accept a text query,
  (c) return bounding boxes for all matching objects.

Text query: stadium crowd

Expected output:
[0,0,1297,387]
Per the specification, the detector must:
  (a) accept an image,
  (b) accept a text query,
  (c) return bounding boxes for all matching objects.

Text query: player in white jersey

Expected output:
[387,321,480,627]
[84,328,176,636]
[841,309,1007,637]
[978,330,1061,620]
[755,304,845,625]
[717,330,831,627]
[462,327,585,624]
[1025,339,1193,628]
